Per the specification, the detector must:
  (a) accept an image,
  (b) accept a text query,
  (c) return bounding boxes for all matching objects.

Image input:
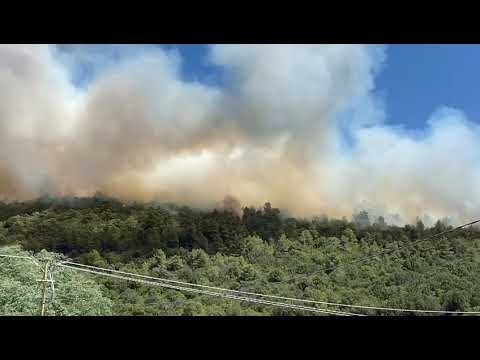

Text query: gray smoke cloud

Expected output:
[0,44,478,225]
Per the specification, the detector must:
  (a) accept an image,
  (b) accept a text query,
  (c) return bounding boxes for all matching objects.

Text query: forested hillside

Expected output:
[1,194,479,316]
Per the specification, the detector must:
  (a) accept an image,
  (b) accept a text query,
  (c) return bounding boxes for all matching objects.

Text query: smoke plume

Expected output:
[0,44,478,225]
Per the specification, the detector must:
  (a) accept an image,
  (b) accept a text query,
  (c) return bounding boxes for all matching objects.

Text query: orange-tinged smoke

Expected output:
[0,44,479,226]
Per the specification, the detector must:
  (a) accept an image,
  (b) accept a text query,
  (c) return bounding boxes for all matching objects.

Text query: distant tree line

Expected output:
[1,195,479,315]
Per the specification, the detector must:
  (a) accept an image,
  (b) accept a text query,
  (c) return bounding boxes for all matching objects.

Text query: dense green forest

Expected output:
[1,194,480,316]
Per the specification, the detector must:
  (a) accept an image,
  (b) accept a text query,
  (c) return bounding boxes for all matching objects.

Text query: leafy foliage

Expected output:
[1,196,480,316]
[0,245,112,315]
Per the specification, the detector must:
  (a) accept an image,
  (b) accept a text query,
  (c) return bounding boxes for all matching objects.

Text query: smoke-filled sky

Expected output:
[1,44,479,225]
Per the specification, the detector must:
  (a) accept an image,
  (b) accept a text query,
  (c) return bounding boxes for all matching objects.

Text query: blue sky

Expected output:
[162,44,480,129]
[375,45,480,128]
[161,44,220,86]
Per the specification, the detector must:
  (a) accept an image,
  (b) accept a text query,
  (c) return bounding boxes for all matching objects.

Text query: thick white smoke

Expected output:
[0,44,478,224]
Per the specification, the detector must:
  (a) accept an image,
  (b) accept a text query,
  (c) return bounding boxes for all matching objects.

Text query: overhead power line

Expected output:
[58,263,357,316]
[5,251,480,315]
[0,254,41,267]
[59,261,480,315]
[0,253,54,315]
[325,218,480,274]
